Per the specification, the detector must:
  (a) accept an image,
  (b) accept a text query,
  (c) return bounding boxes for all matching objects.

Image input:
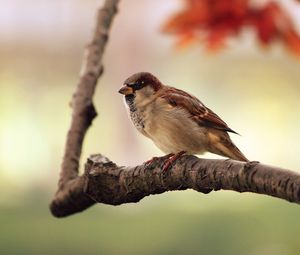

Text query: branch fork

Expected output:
[50,0,300,218]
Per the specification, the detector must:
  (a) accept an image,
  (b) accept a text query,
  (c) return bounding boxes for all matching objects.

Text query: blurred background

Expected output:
[1,0,300,254]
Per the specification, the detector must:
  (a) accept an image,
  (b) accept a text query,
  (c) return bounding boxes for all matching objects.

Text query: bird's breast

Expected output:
[125,96,209,155]
[125,95,145,133]
[143,99,209,154]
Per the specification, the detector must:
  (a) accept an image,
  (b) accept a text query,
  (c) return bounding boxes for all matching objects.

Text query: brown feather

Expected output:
[160,86,238,134]
[121,72,248,162]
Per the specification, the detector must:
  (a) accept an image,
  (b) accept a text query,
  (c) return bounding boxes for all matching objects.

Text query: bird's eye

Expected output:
[128,81,143,90]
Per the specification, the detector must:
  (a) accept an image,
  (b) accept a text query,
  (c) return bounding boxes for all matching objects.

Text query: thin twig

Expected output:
[50,0,120,217]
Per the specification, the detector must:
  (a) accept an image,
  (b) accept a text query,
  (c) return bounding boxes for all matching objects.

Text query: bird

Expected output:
[118,72,248,170]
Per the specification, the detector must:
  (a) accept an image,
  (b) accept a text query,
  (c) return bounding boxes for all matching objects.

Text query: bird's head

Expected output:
[118,72,162,104]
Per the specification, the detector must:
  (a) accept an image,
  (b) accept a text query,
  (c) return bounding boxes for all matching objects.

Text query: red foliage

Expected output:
[163,0,300,56]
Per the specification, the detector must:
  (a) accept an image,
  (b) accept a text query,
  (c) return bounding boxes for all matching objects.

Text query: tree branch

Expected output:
[84,154,300,205]
[51,153,300,217]
[50,0,120,217]
[50,0,300,218]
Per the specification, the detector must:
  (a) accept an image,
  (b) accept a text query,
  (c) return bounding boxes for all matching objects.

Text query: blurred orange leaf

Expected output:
[163,0,300,56]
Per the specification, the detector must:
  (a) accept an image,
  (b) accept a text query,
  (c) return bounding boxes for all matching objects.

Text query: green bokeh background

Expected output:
[1,0,300,254]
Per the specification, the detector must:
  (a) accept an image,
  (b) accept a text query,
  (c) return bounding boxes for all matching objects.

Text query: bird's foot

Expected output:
[144,153,175,166]
[162,151,186,171]
[144,156,159,165]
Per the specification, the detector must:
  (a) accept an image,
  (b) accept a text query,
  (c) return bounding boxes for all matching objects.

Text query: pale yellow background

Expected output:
[1,1,300,254]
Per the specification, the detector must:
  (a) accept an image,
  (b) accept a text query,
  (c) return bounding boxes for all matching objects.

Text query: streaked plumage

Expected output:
[119,72,248,162]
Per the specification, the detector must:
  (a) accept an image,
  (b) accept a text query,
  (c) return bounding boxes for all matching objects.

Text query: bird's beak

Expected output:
[118,85,134,95]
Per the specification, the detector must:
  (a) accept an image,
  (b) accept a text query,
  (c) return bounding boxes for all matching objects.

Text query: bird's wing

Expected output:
[160,86,238,134]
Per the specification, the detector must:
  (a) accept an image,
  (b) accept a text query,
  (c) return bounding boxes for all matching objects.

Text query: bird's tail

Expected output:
[208,132,249,162]
[215,141,248,162]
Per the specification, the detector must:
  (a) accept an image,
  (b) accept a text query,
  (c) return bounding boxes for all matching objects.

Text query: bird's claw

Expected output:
[162,151,186,171]
[144,153,175,167]
[144,156,159,165]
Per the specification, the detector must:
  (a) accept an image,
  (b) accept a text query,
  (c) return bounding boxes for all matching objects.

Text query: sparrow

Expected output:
[118,72,248,169]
